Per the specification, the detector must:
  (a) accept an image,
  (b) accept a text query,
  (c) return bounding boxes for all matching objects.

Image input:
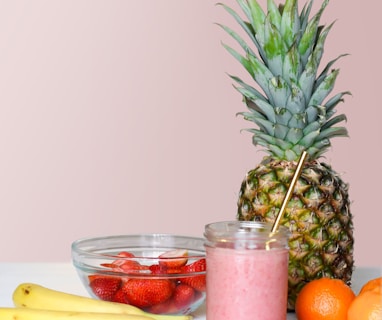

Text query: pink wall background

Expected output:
[0,0,380,266]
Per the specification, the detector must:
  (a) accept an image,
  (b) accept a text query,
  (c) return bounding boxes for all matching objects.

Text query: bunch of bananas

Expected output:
[0,283,193,320]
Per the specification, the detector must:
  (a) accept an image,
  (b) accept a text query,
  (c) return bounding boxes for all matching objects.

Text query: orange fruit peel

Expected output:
[348,276,382,320]
[295,277,355,320]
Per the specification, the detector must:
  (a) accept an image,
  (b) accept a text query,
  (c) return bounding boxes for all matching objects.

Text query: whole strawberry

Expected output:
[180,258,206,292]
[173,284,195,309]
[122,279,174,308]
[88,276,121,301]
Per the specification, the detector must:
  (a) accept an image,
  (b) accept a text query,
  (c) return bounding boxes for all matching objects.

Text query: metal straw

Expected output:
[271,150,308,233]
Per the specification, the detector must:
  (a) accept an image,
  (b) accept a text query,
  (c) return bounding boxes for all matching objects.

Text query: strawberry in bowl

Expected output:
[71,234,206,315]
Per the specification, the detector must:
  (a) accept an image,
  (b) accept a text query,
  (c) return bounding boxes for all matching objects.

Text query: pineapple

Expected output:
[218,0,354,310]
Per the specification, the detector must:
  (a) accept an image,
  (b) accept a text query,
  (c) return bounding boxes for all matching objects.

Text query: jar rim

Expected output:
[204,221,290,244]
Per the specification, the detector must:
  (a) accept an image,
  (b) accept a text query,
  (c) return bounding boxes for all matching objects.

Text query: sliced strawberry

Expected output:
[182,258,206,273]
[159,249,188,269]
[149,264,166,274]
[101,251,149,274]
[122,278,175,308]
[89,276,122,301]
[173,284,195,309]
[118,262,149,273]
[112,251,136,266]
[100,263,119,269]
[149,263,182,275]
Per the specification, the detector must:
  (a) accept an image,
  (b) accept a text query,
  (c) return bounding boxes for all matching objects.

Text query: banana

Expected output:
[13,283,193,320]
[0,308,155,320]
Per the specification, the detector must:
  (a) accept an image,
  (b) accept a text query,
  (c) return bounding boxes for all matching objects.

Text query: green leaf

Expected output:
[268,145,286,159]
[229,74,266,101]
[267,0,282,30]
[247,0,266,45]
[309,69,339,106]
[216,23,256,57]
[285,127,303,144]
[253,131,293,150]
[312,138,331,148]
[283,43,302,84]
[298,0,329,65]
[247,54,275,98]
[309,22,335,69]
[280,0,299,47]
[299,0,314,31]
[315,54,348,90]
[235,0,253,23]
[239,111,267,124]
[286,81,306,113]
[321,114,347,130]
[325,91,351,113]
[253,118,276,135]
[305,104,325,123]
[298,129,320,147]
[222,43,254,77]
[317,127,348,141]
[287,112,307,129]
[307,144,328,159]
[275,107,292,126]
[218,2,267,60]
[274,123,290,139]
[251,99,277,122]
[303,121,321,135]
[244,97,268,116]
[297,22,335,101]
[291,145,306,158]
[263,15,285,75]
[285,149,299,161]
[241,117,274,135]
[268,76,290,108]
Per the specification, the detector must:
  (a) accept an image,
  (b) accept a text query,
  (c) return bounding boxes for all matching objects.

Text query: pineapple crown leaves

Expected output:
[218,0,350,161]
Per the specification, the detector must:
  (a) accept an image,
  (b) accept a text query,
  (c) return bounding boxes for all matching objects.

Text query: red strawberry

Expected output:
[180,274,206,292]
[119,262,149,273]
[173,284,195,309]
[159,249,188,269]
[149,263,182,275]
[149,264,166,274]
[122,278,175,308]
[89,276,122,301]
[113,251,137,267]
[102,252,149,274]
[112,288,129,304]
[182,258,206,273]
[180,258,206,292]
[148,299,178,314]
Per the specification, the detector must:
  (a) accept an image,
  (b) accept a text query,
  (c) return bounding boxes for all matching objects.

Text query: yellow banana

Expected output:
[13,283,192,320]
[0,308,155,320]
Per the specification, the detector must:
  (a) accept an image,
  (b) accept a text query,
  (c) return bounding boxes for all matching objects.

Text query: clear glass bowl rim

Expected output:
[71,233,206,259]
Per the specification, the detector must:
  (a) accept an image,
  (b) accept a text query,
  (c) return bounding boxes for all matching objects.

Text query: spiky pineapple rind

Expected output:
[237,158,354,310]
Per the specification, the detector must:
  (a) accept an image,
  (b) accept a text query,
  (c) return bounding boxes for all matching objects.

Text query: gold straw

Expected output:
[271,150,308,233]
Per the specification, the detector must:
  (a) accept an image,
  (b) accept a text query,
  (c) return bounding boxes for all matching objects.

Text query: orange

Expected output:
[348,277,382,320]
[295,277,355,320]
[348,290,382,320]
[359,276,382,295]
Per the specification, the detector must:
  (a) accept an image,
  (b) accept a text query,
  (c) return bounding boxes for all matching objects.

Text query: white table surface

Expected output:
[0,262,380,319]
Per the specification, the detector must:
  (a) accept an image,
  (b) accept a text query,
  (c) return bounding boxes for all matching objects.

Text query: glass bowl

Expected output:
[71,234,206,315]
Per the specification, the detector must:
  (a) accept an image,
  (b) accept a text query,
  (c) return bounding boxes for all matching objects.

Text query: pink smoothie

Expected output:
[206,246,288,320]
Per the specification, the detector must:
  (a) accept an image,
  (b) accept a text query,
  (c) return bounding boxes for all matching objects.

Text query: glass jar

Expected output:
[204,221,290,320]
